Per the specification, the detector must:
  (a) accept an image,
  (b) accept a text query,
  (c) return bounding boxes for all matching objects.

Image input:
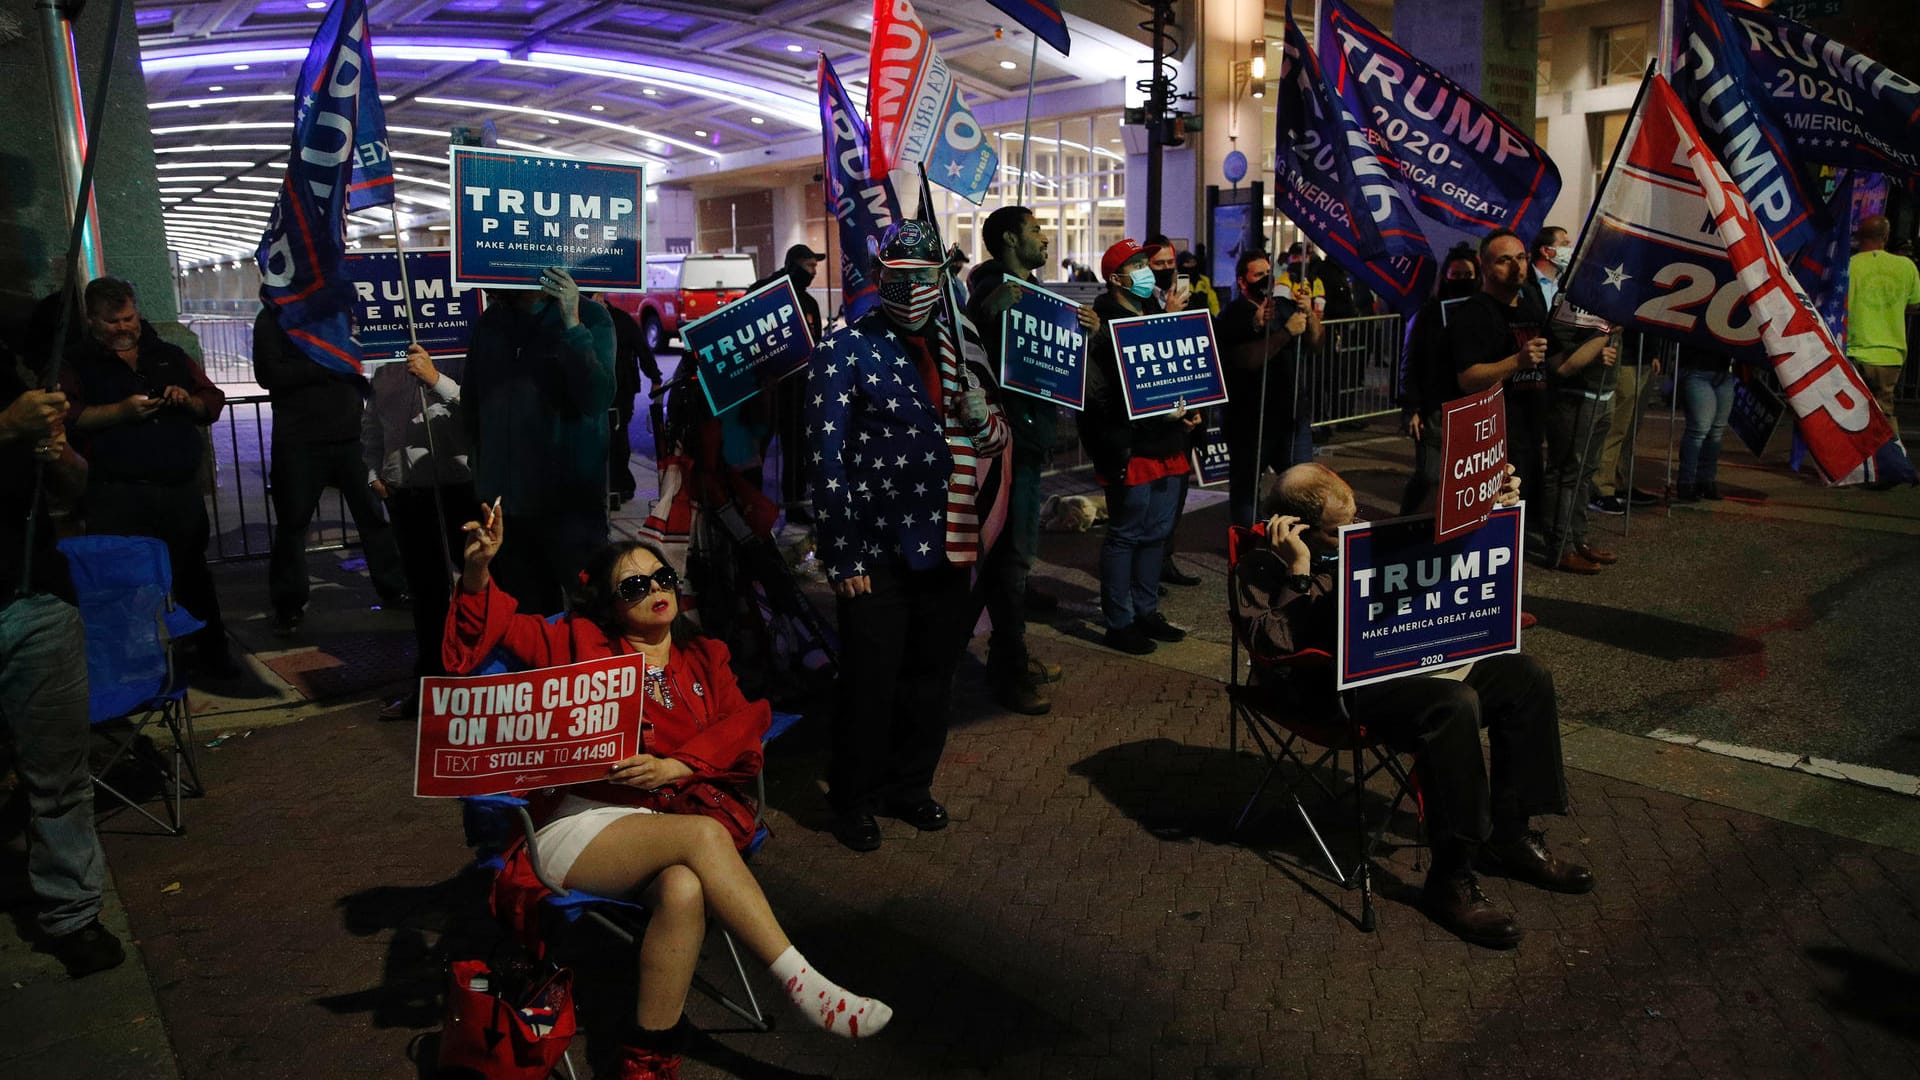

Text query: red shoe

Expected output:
[614,1045,682,1080]
[1519,611,1538,630]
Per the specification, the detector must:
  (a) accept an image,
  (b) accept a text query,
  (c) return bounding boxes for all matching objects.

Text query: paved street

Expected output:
[3,402,1919,1079]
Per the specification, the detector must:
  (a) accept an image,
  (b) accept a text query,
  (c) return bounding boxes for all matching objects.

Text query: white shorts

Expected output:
[531,794,656,886]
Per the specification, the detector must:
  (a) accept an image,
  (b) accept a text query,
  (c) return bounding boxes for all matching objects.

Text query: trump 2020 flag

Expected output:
[1275,3,1434,313]
[1320,0,1560,242]
[1561,75,1910,486]
[256,0,392,380]
[867,0,999,203]
[983,0,1070,56]
[818,54,902,323]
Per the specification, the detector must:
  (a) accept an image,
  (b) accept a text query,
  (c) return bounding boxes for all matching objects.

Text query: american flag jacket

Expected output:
[804,308,1009,583]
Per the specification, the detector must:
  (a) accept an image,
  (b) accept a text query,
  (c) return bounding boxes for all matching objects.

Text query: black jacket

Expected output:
[1078,292,1193,481]
[252,307,364,444]
[966,258,1058,464]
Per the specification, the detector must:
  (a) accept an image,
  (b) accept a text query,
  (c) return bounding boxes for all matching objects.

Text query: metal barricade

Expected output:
[1299,313,1403,428]
[205,395,358,562]
[182,315,256,386]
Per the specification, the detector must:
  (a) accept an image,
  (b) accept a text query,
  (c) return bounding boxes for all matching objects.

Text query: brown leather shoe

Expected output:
[1576,544,1618,565]
[1550,550,1603,574]
[1477,829,1596,894]
[1027,656,1064,683]
[1422,872,1522,949]
[992,671,1052,715]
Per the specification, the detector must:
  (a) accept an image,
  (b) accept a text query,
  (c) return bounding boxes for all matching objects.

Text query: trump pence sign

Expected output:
[1107,309,1228,420]
[450,146,646,290]
[683,276,817,416]
[343,248,478,362]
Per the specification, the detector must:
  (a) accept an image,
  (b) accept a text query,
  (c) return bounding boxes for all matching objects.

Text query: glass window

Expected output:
[938,113,1128,283]
[1595,23,1648,87]
[1537,35,1553,91]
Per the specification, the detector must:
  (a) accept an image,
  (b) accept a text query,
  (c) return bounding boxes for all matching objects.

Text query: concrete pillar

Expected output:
[0,0,184,349]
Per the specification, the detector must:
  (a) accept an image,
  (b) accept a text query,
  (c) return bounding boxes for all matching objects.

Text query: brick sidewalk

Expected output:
[99,636,1920,1080]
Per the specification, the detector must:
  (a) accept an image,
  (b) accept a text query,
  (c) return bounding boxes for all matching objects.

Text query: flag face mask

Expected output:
[879,278,941,327]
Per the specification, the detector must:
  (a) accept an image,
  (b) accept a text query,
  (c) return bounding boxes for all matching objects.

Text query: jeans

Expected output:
[831,562,971,814]
[0,595,106,935]
[268,438,408,617]
[1542,391,1613,554]
[1101,476,1180,630]
[982,458,1043,672]
[387,484,476,677]
[1678,369,1737,489]
[87,478,228,664]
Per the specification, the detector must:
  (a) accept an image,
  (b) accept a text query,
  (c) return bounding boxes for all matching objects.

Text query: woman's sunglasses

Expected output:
[613,566,680,603]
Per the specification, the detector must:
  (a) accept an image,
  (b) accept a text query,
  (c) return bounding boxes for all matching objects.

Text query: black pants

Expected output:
[609,403,637,500]
[268,438,407,617]
[1506,390,1548,529]
[830,562,970,814]
[386,484,475,677]
[980,458,1043,675]
[1398,409,1442,516]
[87,477,228,663]
[488,509,608,617]
[1341,654,1568,868]
[1543,391,1613,556]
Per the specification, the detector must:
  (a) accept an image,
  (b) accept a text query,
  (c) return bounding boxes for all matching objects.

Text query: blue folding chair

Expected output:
[58,535,207,836]
[457,627,800,1032]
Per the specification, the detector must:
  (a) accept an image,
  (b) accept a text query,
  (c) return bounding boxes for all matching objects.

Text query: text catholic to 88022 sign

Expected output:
[683,276,816,416]
[449,146,646,290]
[1336,507,1525,690]
[999,282,1089,410]
[1435,383,1508,542]
[1107,309,1229,420]
[414,653,646,797]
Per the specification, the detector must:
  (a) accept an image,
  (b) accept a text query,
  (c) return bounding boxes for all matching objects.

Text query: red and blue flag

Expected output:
[983,0,1070,57]
[818,54,902,322]
[255,0,392,382]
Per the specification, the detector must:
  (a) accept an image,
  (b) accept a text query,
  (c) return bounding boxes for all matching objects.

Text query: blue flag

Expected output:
[983,0,1070,57]
[1319,0,1560,242]
[255,0,392,381]
[1275,5,1434,312]
[818,55,902,323]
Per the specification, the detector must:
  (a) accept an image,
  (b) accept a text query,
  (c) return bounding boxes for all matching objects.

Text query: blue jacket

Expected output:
[803,312,956,582]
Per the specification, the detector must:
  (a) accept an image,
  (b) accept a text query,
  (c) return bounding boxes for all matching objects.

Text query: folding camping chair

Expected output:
[1224,525,1424,931]
[458,631,801,1032]
[58,535,207,835]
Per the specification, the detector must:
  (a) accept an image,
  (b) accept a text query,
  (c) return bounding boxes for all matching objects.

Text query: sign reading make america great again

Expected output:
[1108,309,1229,421]
[1336,506,1524,690]
[414,653,645,798]
[683,276,817,417]
[450,147,646,290]
[344,249,478,362]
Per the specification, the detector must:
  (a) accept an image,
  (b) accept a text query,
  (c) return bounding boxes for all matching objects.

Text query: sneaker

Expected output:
[1101,624,1157,655]
[271,609,303,637]
[43,919,126,978]
[378,693,418,722]
[1135,611,1187,643]
[1588,495,1627,515]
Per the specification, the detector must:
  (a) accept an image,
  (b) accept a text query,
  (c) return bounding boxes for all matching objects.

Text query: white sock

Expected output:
[768,945,893,1038]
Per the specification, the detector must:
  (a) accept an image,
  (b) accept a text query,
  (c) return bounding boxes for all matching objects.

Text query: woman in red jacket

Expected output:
[445,504,892,1079]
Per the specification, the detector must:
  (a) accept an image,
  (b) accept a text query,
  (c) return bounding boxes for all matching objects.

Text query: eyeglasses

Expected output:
[613,566,680,603]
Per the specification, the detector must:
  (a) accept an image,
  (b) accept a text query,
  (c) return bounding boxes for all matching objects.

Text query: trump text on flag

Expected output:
[684,276,817,417]
[1336,507,1525,690]
[414,653,646,798]
[344,249,477,362]
[450,147,645,290]
[1435,384,1508,542]
[999,283,1088,410]
[1108,310,1229,421]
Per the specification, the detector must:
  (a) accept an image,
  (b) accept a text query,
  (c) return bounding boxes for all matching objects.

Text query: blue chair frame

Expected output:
[59,535,207,836]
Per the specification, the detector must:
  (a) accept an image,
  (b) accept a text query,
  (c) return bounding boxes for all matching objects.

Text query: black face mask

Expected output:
[1153,267,1176,291]
[1244,276,1271,301]
[1439,277,1478,299]
[791,265,816,289]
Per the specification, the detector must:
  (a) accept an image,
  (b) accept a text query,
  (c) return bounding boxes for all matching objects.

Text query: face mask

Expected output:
[879,277,940,327]
[792,264,816,289]
[1439,277,1478,299]
[1153,267,1176,291]
[1126,266,1157,299]
[1547,246,1571,271]
[1245,276,1271,301]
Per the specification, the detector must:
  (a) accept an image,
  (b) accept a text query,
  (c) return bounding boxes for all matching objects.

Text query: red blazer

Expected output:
[443,580,771,815]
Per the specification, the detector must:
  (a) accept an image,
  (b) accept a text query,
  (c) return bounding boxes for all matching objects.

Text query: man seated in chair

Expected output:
[1230,463,1592,949]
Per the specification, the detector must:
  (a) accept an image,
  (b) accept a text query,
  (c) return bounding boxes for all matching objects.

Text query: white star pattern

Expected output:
[945,161,963,178]
[1602,264,1632,290]
[917,542,931,555]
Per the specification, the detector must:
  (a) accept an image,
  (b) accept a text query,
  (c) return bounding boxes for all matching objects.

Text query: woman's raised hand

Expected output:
[459,497,504,592]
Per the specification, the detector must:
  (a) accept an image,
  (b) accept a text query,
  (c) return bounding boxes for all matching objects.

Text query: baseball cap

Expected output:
[873,220,945,269]
[1100,238,1146,281]
[785,243,826,263]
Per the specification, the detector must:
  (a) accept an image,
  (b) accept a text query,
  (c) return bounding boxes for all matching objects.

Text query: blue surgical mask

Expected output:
[1126,266,1156,299]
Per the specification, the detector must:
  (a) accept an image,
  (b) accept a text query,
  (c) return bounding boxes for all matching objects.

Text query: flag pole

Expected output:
[21,0,126,597]
[1621,332,1644,536]
[1663,340,1681,514]
[1018,34,1038,207]
[387,207,457,576]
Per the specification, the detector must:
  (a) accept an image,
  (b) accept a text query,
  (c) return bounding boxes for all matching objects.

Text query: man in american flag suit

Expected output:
[805,219,1010,852]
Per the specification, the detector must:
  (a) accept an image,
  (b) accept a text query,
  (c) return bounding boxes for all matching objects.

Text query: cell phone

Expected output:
[1174,273,1190,293]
